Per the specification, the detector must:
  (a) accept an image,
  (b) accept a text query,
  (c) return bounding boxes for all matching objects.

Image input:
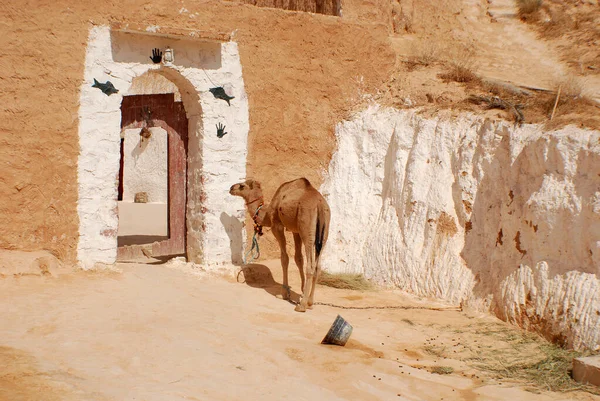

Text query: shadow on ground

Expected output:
[237,263,301,305]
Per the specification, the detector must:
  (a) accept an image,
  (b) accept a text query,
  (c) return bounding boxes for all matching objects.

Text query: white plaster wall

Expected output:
[78,25,249,269]
[122,127,168,203]
[321,105,600,350]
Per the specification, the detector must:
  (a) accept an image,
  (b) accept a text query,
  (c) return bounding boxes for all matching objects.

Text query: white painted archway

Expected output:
[77,25,249,269]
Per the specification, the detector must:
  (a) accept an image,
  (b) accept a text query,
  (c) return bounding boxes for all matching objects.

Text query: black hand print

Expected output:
[149,48,163,64]
[216,123,228,138]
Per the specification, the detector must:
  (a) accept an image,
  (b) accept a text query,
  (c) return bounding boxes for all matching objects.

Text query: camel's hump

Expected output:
[273,177,314,196]
[283,177,312,188]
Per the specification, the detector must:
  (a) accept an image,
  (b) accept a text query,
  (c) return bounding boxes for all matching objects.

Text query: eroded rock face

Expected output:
[0,250,62,277]
[321,105,600,350]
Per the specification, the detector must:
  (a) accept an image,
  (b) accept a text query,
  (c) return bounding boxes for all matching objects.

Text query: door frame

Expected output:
[117,93,188,259]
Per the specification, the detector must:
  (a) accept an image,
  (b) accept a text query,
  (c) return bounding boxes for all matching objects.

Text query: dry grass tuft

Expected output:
[477,343,598,394]
[237,0,340,15]
[430,366,454,375]
[318,271,374,291]
[516,0,542,19]
[392,2,414,34]
[538,12,573,39]
[441,65,479,84]
[542,76,599,128]
[423,344,447,358]
[406,42,440,71]
[460,75,600,130]
[555,75,587,100]
[419,320,600,395]
[439,46,479,84]
[458,322,599,394]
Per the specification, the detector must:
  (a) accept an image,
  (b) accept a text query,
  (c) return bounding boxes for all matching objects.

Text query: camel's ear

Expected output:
[247,180,261,190]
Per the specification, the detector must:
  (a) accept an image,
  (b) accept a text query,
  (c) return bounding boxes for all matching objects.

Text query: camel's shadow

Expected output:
[237,263,301,305]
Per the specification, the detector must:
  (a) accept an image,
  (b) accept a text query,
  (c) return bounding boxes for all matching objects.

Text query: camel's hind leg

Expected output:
[307,260,320,309]
[293,233,305,293]
[295,235,315,313]
[272,223,291,300]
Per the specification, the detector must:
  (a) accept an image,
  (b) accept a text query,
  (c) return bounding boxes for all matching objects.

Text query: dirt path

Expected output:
[483,0,600,102]
[393,0,600,102]
[0,260,598,401]
[474,0,566,90]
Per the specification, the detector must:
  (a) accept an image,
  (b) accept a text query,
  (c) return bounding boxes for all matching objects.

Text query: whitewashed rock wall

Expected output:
[122,127,168,203]
[77,25,248,269]
[321,105,600,350]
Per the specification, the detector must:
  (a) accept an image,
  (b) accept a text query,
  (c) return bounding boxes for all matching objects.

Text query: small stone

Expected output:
[573,356,600,387]
[134,191,148,203]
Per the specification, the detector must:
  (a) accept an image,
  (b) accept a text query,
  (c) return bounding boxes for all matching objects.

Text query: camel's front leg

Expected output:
[272,223,290,300]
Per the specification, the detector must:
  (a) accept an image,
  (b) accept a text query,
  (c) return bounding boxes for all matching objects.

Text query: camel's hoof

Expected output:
[307,304,314,310]
[294,304,307,313]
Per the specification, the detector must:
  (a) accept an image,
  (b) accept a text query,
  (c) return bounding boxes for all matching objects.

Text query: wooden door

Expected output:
[119,93,188,257]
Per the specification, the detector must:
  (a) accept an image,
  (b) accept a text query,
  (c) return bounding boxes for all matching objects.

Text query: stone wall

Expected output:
[321,105,600,350]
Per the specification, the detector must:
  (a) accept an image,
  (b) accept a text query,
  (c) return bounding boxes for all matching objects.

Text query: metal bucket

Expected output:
[321,315,353,346]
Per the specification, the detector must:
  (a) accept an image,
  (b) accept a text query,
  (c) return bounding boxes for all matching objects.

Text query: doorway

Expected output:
[117,93,188,259]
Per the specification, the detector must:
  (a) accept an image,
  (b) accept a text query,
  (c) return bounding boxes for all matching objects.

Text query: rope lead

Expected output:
[242,230,260,265]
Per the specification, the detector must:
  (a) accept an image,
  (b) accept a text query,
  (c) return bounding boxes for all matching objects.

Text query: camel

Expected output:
[229,178,330,312]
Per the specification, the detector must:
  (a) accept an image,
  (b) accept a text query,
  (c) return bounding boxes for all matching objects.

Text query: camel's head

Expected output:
[229,179,262,199]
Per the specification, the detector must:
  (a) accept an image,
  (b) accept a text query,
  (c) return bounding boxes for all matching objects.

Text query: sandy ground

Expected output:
[1,259,598,401]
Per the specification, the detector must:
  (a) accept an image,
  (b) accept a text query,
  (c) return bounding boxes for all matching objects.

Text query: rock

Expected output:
[0,250,61,277]
[134,192,148,203]
[320,106,600,350]
[573,356,600,387]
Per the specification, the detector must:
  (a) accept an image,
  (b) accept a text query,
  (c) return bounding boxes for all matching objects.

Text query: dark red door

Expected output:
[119,94,188,257]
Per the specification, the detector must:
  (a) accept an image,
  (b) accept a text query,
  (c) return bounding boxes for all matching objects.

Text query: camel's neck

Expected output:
[246,196,264,217]
[245,194,271,227]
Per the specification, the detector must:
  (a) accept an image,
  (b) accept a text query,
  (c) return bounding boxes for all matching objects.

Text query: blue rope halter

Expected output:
[242,204,263,264]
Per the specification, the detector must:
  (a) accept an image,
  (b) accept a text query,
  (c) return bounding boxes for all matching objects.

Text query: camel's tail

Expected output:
[314,201,329,258]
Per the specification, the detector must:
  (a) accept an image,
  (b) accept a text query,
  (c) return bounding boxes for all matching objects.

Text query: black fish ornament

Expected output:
[209,87,234,106]
[92,79,119,96]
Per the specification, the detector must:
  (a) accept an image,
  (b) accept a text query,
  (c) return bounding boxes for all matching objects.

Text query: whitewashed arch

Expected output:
[77,25,249,269]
